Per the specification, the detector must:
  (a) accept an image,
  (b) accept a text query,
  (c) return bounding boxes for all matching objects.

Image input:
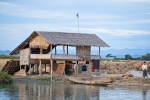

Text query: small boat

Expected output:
[66,76,112,86]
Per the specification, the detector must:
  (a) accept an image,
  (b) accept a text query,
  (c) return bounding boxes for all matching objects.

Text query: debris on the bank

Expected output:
[14,69,27,76]
[122,74,133,79]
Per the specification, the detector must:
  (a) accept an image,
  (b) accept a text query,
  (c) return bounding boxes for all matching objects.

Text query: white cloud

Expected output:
[0,2,72,18]
[113,0,150,3]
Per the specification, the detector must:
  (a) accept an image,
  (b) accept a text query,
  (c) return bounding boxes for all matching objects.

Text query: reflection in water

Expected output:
[0,82,150,100]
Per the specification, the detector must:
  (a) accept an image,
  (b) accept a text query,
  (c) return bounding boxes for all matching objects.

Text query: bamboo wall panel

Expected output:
[29,35,49,49]
[30,54,51,59]
[20,48,30,65]
[76,46,91,60]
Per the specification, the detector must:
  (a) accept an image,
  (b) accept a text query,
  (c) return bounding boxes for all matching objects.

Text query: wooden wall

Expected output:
[29,35,49,49]
[76,46,91,60]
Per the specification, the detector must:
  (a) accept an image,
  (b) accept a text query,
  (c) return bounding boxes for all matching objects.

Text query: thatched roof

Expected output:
[10,31,109,55]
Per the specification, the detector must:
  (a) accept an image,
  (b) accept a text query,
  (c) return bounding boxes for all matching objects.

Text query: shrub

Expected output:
[0,71,13,84]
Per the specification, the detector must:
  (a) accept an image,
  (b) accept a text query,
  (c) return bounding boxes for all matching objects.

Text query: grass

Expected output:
[0,71,13,84]
[0,59,12,71]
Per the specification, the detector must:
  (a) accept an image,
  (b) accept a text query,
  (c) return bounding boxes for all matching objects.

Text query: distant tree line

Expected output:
[0,54,19,59]
[105,53,150,60]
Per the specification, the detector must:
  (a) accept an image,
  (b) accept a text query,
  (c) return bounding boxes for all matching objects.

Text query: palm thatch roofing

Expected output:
[10,31,109,55]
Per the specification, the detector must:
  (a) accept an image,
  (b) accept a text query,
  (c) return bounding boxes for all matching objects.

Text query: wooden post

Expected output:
[39,59,42,76]
[98,46,100,57]
[33,65,34,74]
[24,65,26,74]
[40,48,43,54]
[63,45,65,55]
[20,65,21,70]
[76,61,78,76]
[50,59,53,81]
[45,64,46,73]
[64,60,66,75]
[67,45,68,55]
[55,46,56,55]
[50,44,53,81]
[29,64,31,75]
[36,64,38,74]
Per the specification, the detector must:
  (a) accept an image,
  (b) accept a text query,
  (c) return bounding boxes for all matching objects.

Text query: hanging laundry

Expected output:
[92,67,95,72]
[92,59,99,69]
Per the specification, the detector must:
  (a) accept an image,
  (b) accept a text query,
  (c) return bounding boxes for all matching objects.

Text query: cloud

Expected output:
[0,1,72,18]
[1,24,150,37]
[113,0,150,3]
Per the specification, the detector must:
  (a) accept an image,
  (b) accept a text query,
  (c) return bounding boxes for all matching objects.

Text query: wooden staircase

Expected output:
[2,60,20,75]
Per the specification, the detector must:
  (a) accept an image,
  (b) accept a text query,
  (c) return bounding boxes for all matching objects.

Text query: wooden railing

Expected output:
[30,54,100,60]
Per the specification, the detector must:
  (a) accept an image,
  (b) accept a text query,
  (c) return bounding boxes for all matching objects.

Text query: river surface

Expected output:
[0,82,150,100]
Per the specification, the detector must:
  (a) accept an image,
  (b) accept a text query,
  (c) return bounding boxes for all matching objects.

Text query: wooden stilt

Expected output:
[50,44,53,81]
[64,60,66,75]
[24,65,26,74]
[29,64,31,75]
[76,61,78,76]
[33,65,34,74]
[39,59,42,76]
[36,64,39,74]
[50,59,53,81]
[20,65,21,70]
[45,64,46,73]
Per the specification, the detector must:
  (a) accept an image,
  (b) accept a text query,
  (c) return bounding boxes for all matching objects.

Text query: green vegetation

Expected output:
[0,55,19,59]
[141,53,150,60]
[104,53,150,61]
[0,71,13,84]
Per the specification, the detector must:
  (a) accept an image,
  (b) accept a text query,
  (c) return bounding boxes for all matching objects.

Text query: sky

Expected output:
[0,0,150,51]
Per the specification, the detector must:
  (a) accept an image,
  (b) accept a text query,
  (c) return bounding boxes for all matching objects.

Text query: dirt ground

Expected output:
[0,59,11,71]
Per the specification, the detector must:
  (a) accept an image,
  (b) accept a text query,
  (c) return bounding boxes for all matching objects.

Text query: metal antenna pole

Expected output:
[76,12,79,33]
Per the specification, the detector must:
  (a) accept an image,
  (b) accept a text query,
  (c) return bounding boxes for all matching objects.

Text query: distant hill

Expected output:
[0,50,11,55]
[0,48,149,58]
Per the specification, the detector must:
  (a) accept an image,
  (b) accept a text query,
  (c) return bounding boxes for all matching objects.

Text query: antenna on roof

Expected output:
[76,12,79,33]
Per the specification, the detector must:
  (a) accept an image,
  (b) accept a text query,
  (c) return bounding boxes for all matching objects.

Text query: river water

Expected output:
[0,82,150,100]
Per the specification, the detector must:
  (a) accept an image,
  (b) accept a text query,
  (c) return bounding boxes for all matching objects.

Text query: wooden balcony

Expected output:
[30,54,100,60]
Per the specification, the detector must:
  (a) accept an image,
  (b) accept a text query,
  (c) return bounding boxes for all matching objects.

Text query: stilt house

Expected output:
[10,31,109,76]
